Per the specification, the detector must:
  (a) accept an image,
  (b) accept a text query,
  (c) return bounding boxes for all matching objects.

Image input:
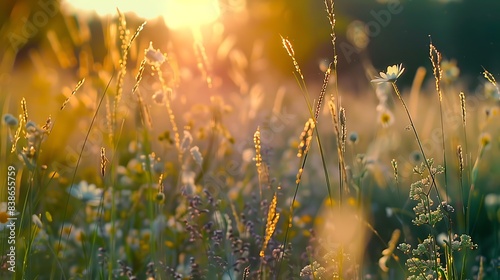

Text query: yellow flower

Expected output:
[377,105,395,127]
[479,132,492,148]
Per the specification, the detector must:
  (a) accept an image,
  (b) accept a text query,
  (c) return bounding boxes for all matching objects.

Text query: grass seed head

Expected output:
[459,91,466,126]
[457,145,464,174]
[260,193,280,258]
[253,127,262,167]
[429,43,443,100]
[297,118,315,158]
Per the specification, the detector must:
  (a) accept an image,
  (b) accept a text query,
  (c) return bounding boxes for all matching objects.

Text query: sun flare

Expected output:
[63,0,221,29]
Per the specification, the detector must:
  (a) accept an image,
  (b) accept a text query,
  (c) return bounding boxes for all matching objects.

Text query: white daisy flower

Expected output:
[371,64,405,84]
[67,181,103,207]
[0,202,19,231]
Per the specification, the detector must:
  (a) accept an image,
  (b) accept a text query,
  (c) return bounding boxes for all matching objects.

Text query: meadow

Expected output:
[0,0,499,279]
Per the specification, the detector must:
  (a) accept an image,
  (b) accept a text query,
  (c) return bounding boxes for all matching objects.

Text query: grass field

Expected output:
[0,0,499,279]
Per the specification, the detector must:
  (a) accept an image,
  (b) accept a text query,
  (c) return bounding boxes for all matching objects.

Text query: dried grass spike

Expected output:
[21,98,28,123]
[114,8,131,129]
[280,36,304,80]
[61,78,85,111]
[100,147,108,177]
[127,21,147,52]
[324,0,337,64]
[457,145,464,175]
[42,115,52,134]
[391,159,398,183]
[280,35,294,57]
[429,43,443,100]
[295,168,304,185]
[297,119,315,158]
[132,58,147,95]
[260,193,280,258]
[459,91,466,126]
[253,127,262,168]
[315,65,331,121]
[482,68,499,95]
[11,114,24,153]
[339,107,347,152]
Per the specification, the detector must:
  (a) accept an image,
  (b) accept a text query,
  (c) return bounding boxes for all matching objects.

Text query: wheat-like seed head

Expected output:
[253,127,262,168]
[280,36,304,80]
[482,69,499,95]
[340,107,346,152]
[42,115,52,134]
[315,65,331,121]
[127,21,147,52]
[295,168,304,185]
[457,145,464,176]
[281,35,294,57]
[132,58,147,95]
[11,113,24,153]
[459,91,466,126]
[260,193,280,258]
[116,8,129,101]
[297,118,315,158]
[324,0,337,65]
[100,147,108,177]
[429,43,443,101]
[391,159,398,183]
[21,97,28,123]
[117,8,129,54]
[61,78,85,111]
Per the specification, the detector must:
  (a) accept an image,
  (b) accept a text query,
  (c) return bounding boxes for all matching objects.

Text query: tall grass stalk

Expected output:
[390,81,445,276]
[430,43,457,280]
[278,37,334,263]
[281,37,334,204]
[429,43,449,202]
[324,0,346,207]
[391,82,441,202]
[277,119,314,278]
[459,92,468,225]
[58,74,113,278]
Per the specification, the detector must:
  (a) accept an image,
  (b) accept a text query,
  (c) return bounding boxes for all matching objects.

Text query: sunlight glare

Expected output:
[63,0,221,29]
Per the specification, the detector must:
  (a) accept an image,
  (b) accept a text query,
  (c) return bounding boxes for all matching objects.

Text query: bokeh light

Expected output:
[63,0,221,29]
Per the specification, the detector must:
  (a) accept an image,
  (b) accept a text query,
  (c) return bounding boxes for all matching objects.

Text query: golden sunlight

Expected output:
[63,0,221,29]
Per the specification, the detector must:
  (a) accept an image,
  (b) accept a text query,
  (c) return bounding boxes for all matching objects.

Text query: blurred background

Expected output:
[1,0,500,94]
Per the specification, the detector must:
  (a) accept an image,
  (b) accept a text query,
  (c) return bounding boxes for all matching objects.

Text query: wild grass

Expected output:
[0,1,499,280]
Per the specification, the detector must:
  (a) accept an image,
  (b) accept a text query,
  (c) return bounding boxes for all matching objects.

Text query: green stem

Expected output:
[391,82,442,202]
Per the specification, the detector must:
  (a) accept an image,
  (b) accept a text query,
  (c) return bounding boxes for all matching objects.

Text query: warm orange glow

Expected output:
[163,0,221,30]
[63,0,221,29]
